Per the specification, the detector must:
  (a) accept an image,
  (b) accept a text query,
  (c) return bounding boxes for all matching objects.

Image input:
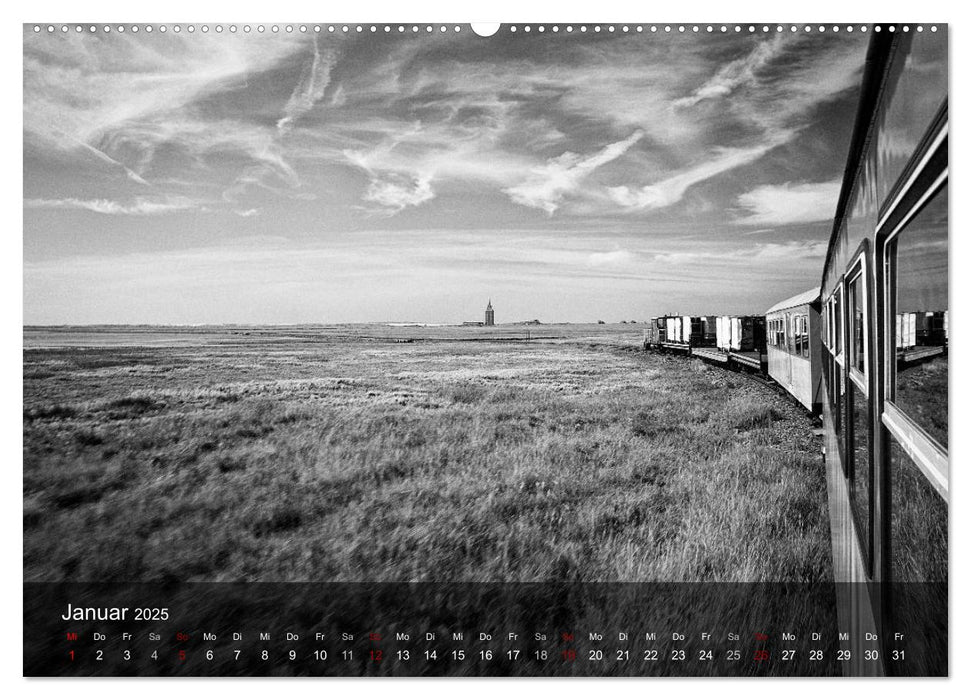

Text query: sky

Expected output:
[23,26,870,325]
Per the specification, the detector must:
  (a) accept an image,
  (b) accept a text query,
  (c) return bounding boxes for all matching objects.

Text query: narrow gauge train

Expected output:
[643,315,766,371]
[643,29,948,676]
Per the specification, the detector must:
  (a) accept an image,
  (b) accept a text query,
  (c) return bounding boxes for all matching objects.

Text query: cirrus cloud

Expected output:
[25,196,199,215]
[503,130,645,215]
[608,133,792,211]
[734,180,842,226]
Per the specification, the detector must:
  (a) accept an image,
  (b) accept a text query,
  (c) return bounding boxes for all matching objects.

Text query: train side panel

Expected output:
[819,29,948,676]
[765,291,821,413]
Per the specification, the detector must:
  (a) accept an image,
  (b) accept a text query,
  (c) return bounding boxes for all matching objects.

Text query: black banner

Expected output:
[24,582,946,677]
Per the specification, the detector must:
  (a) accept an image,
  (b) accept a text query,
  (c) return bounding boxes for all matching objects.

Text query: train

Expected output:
[643,28,948,676]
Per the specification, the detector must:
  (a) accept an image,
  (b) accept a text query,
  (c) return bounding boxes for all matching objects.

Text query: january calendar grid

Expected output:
[22,22,948,678]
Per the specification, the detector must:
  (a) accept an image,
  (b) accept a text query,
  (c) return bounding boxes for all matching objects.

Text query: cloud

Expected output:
[24,32,307,200]
[235,208,262,218]
[504,131,644,215]
[277,37,333,134]
[652,239,826,266]
[734,180,842,225]
[361,173,435,213]
[608,134,791,211]
[674,36,785,108]
[25,196,198,215]
[751,240,828,260]
[24,31,866,226]
[75,140,151,186]
[24,33,303,145]
[587,250,636,268]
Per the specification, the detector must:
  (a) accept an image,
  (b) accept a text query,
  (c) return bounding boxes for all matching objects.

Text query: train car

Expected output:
[818,29,947,676]
[765,290,822,413]
[660,315,716,350]
[896,311,948,362]
[643,316,667,348]
[715,315,765,352]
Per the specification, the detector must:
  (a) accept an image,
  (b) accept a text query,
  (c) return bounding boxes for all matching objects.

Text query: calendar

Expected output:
[22,20,949,680]
[24,582,945,676]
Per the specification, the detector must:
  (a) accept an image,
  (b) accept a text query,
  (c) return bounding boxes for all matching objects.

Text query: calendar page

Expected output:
[22,21,948,678]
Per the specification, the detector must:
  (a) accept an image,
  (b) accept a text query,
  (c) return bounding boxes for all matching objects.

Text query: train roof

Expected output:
[765,287,820,315]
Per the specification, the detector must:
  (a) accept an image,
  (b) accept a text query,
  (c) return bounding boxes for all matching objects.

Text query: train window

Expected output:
[833,289,843,355]
[825,300,831,348]
[845,256,871,568]
[833,300,839,350]
[888,185,948,449]
[849,381,871,565]
[848,272,866,376]
[801,315,810,358]
[822,343,830,382]
[831,286,845,441]
[835,369,844,439]
[889,439,947,583]
[888,439,948,677]
[822,305,829,349]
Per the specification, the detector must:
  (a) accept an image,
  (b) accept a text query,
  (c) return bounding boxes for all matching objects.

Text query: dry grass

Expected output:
[23,325,831,583]
[896,355,948,448]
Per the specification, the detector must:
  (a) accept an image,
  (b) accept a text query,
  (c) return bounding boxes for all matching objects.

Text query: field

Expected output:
[23,324,832,584]
[897,354,948,448]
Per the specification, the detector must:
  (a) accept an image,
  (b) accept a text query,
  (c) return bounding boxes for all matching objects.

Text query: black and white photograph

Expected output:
[20,18,948,678]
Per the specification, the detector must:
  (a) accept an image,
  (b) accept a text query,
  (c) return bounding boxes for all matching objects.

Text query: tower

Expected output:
[485,299,495,326]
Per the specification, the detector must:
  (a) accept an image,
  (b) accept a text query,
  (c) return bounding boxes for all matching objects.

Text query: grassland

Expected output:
[23,325,831,583]
[897,354,948,448]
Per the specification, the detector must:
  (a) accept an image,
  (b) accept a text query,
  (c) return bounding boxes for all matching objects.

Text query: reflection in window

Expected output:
[888,438,947,676]
[849,274,866,373]
[890,439,947,582]
[850,384,871,557]
[827,301,833,349]
[829,356,842,431]
[892,185,948,448]
[837,370,846,449]
[822,349,831,399]
[876,33,948,207]
[833,290,842,355]
[822,305,829,348]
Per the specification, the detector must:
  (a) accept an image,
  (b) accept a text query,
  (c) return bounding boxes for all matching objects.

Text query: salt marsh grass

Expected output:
[23,325,830,583]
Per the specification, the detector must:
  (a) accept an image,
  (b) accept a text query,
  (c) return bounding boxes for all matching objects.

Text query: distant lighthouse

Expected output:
[485,299,495,326]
